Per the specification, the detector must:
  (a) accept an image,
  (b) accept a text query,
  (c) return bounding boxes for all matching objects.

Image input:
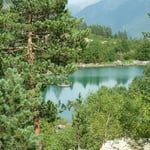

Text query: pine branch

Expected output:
[0,45,48,54]
[32,44,47,52]
[42,83,72,88]
[0,46,26,54]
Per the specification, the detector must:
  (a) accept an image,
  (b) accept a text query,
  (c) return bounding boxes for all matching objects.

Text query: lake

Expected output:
[44,66,144,121]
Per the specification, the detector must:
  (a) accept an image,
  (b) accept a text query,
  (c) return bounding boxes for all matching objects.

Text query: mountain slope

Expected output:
[75,0,150,37]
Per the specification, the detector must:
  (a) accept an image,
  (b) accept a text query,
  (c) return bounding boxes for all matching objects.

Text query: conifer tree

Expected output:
[0,68,37,149]
[0,0,3,9]
[0,0,88,149]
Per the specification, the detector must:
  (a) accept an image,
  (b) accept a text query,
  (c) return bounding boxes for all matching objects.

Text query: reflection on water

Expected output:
[44,66,144,120]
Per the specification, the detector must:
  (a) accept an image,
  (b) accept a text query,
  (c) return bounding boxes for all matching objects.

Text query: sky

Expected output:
[67,0,102,14]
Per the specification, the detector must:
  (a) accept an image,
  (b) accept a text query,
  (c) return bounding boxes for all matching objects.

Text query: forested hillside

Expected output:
[76,0,150,37]
[78,22,150,63]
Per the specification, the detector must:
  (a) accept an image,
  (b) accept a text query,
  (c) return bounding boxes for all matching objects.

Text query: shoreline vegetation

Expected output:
[77,60,150,68]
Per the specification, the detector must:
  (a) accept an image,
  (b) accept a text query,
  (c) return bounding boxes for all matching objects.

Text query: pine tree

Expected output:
[0,68,37,149]
[0,0,88,149]
[0,0,3,9]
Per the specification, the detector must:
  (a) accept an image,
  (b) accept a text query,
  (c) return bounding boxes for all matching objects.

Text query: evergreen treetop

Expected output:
[0,0,88,87]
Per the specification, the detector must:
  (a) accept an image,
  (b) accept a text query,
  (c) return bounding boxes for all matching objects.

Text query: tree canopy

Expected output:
[0,0,88,149]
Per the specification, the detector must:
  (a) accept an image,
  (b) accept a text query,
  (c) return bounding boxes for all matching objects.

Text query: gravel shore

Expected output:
[77,60,150,68]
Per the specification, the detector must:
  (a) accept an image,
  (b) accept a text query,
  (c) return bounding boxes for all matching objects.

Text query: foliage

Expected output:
[0,0,88,149]
[39,101,58,123]
[41,96,89,150]
[79,32,150,63]
[0,68,37,149]
[78,22,128,39]
[41,120,76,150]
[89,24,113,38]
[136,40,150,60]
[137,13,150,60]
[114,30,128,40]
[0,0,3,9]
[70,96,89,149]
[128,65,150,138]
[76,16,150,63]
[82,87,125,149]
[80,34,116,63]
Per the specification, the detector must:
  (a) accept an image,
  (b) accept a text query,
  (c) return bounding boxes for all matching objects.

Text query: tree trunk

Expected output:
[34,108,42,150]
[27,31,34,64]
[27,13,42,150]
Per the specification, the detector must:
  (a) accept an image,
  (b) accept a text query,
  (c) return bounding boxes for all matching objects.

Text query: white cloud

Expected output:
[67,0,102,14]
[80,0,101,8]
[68,0,101,9]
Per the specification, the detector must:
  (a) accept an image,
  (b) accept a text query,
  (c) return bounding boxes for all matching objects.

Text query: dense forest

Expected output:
[0,0,150,150]
[77,21,150,63]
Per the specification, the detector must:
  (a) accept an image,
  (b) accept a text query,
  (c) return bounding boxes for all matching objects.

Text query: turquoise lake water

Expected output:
[45,66,144,120]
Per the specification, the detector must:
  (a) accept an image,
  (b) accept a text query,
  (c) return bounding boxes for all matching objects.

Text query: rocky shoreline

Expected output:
[77,60,150,68]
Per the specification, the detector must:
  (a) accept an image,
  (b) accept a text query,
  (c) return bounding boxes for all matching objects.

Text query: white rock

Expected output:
[56,124,66,130]
[100,138,150,150]
[143,143,150,150]
[100,138,134,150]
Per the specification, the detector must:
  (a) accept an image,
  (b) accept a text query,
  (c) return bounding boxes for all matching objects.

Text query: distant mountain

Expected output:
[75,0,150,37]
[67,4,82,15]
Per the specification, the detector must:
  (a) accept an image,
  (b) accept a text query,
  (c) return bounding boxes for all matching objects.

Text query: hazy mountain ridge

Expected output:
[75,0,150,37]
